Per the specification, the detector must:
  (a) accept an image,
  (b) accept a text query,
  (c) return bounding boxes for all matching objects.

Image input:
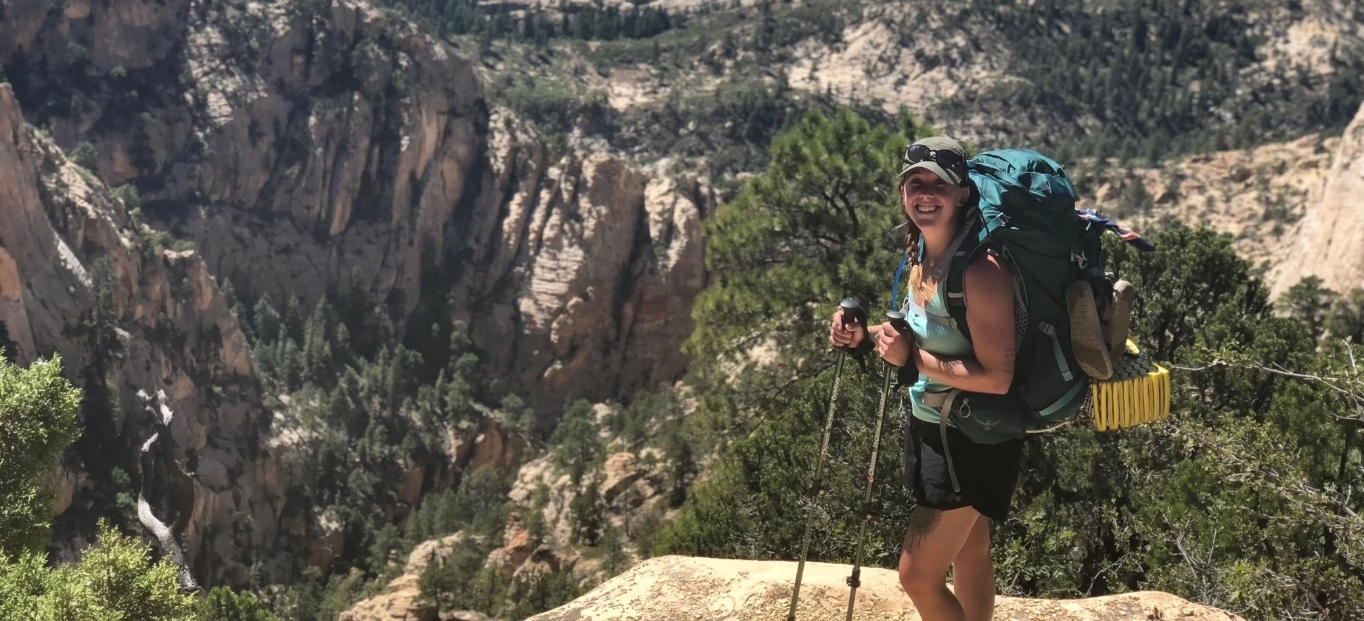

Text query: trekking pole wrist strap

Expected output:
[847,335,875,374]
[893,356,918,389]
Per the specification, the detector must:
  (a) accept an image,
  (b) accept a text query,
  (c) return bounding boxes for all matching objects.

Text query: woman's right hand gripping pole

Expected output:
[829,302,868,350]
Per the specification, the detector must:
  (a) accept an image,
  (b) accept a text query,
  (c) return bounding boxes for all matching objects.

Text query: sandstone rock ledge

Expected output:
[526,556,1243,621]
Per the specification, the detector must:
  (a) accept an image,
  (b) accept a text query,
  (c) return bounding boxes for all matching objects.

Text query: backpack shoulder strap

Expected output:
[948,241,1031,361]
[945,243,981,343]
[943,221,992,342]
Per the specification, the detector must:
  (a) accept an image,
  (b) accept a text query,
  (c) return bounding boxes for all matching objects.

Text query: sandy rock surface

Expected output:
[526,556,1244,621]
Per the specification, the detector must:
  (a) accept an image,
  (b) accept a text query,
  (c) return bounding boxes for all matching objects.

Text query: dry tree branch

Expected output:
[1172,422,1364,567]
[1172,340,1364,422]
[136,389,201,595]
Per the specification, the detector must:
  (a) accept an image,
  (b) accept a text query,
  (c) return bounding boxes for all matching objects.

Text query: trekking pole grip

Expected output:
[885,310,911,335]
[839,298,866,328]
[839,298,867,352]
[886,310,918,381]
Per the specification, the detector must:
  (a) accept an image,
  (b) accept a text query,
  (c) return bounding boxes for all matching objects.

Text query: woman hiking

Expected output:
[828,136,1022,621]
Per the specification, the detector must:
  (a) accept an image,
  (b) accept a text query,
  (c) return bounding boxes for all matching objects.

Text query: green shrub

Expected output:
[70,141,99,171]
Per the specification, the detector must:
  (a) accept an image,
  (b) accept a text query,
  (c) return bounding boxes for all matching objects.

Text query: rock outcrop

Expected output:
[455,111,710,414]
[787,9,1010,126]
[486,512,535,578]
[1273,101,1364,297]
[340,520,584,621]
[270,407,528,567]
[0,83,281,585]
[338,533,468,621]
[341,436,678,621]
[526,556,1245,621]
[509,448,671,551]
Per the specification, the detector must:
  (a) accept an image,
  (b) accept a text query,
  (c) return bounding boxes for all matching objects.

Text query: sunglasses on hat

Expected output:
[902,144,968,185]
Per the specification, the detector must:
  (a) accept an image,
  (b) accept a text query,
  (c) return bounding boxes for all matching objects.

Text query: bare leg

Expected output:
[951,516,995,621]
[897,506,981,621]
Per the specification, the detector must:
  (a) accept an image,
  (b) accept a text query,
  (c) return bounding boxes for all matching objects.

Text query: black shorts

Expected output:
[902,415,1025,521]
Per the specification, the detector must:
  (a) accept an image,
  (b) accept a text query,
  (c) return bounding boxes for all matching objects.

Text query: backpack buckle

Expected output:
[1071,250,1088,269]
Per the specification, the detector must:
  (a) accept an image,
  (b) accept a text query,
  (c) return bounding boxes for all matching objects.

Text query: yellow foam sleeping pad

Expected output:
[1091,339,1171,431]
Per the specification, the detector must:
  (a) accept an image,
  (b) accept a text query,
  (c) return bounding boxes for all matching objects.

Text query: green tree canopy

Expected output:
[0,522,196,620]
[0,353,81,558]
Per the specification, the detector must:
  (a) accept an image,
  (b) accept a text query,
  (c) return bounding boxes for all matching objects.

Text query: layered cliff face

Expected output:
[0,0,710,412]
[0,74,547,585]
[0,83,278,585]
[1273,102,1364,297]
[2,0,482,317]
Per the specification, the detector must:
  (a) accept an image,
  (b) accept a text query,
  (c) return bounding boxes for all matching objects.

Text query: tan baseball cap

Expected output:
[898,136,968,186]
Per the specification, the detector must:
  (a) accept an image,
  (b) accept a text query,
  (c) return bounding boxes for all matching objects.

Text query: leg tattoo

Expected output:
[904,507,943,552]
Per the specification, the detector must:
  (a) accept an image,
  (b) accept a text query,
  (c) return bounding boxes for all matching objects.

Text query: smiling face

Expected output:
[900,168,971,233]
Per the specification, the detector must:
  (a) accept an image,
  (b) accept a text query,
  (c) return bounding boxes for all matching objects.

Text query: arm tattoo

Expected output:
[903,507,942,552]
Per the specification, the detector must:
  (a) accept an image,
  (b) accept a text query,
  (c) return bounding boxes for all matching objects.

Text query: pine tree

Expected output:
[277,338,304,392]
[686,109,908,381]
[599,525,628,576]
[303,300,335,387]
[569,481,603,546]
[550,400,602,485]
[0,354,81,557]
[1280,276,1338,340]
[282,295,305,345]
[1325,288,1364,344]
[223,280,252,342]
[252,294,281,348]
[85,259,121,365]
[194,587,281,621]
[0,321,18,364]
[0,522,196,620]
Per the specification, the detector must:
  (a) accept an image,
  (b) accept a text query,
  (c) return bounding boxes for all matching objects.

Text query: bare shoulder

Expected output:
[963,251,1014,296]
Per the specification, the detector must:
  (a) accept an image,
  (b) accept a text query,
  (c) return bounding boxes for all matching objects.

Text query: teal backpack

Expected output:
[925,149,1149,444]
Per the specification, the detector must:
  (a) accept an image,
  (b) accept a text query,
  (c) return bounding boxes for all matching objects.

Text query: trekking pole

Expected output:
[844,311,914,621]
[786,298,867,621]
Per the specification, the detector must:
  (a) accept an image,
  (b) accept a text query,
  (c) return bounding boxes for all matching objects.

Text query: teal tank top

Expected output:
[903,278,974,424]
